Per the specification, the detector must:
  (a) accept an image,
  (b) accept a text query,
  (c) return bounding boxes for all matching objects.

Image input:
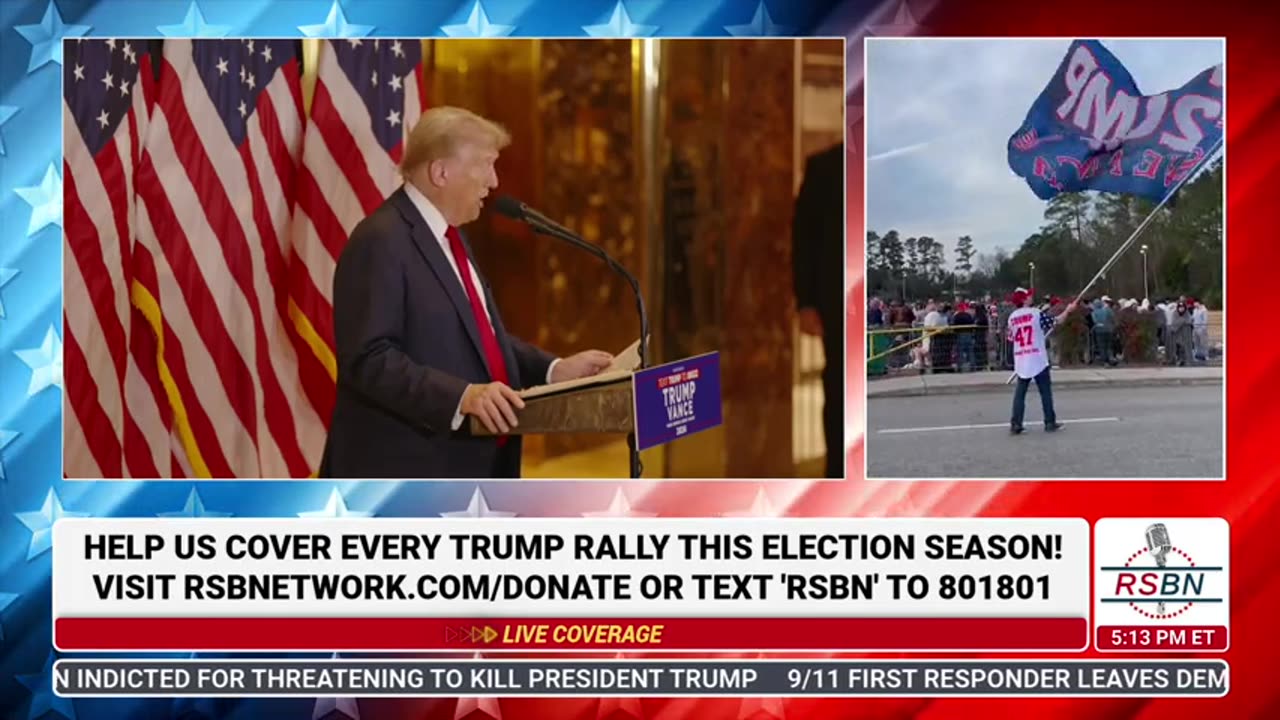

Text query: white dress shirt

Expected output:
[402,183,557,430]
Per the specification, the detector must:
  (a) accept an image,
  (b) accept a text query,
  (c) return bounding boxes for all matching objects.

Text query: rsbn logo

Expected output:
[1100,523,1224,620]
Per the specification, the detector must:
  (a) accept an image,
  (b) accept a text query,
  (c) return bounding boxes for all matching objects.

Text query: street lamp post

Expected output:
[1028,261,1036,291]
[1140,244,1149,301]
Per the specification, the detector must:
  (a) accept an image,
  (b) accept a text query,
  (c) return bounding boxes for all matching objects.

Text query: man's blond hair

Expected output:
[400,106,511,177]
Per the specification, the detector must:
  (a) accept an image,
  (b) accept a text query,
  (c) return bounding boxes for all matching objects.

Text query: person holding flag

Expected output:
[1006,287,1077,434]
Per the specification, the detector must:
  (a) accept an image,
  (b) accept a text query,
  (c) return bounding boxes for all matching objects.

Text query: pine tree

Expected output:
[955,235,975,275]
[880,230,904,276]
[867,231,882,271]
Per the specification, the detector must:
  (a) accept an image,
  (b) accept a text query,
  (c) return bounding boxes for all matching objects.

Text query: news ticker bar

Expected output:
[53,659,1228,697]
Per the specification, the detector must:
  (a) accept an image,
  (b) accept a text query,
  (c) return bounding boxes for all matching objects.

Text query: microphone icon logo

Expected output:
[1144,523,1173,614]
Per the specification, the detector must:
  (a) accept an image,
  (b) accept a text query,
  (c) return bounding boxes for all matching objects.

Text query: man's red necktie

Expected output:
[445,226,511,444]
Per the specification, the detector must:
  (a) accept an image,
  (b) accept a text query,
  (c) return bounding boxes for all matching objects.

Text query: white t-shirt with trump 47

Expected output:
[1007,307,1055,379]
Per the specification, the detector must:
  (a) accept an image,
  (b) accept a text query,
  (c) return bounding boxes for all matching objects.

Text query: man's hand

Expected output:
[550,350,614,383]
[798,307,823,337]
[460,382,525,434]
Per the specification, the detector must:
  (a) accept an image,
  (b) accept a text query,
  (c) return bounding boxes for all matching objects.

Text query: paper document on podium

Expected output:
[519,338,643,399]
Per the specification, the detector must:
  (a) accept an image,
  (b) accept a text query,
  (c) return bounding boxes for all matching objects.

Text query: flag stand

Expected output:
[1006,135,1224,384]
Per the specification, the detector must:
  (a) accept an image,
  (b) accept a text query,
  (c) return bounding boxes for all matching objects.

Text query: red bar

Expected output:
[56,617,1087,651]
[1096,625,1228,651]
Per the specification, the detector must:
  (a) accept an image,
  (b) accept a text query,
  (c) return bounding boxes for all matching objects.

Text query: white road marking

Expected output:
[876,417,1121,435]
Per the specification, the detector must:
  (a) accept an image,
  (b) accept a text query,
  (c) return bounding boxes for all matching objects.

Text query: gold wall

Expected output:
[304,38,844,476]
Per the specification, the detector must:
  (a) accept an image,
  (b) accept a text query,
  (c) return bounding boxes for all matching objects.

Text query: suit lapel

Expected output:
[391,189,492,378]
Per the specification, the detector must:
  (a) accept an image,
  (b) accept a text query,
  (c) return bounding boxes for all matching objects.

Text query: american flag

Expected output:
[289,38,426,425]
[127,38,324,478]
[63,38,175,478]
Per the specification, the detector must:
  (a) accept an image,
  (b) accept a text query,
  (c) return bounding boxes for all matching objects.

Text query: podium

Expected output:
[469,352,723,477]
[468,371,636,436]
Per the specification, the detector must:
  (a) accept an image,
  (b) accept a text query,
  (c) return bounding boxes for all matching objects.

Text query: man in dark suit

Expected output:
[321,107,613,478]
[792,143,845,478]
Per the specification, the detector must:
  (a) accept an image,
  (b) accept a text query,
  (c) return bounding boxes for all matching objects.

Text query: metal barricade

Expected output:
[868,310,1197,374]
[866,325,995,374]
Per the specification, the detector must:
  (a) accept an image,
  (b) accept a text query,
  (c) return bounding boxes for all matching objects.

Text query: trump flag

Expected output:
[1007,39,1223,202]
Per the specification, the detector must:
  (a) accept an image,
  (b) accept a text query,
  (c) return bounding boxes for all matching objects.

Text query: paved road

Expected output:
[867,383,1223,479]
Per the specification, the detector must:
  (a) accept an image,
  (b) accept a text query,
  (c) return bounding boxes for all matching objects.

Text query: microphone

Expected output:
[493,195,573,238]
[491,195,651,479]
[1145,523,1172,614]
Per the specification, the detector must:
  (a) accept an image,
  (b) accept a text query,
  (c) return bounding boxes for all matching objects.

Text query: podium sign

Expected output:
[631,352,722,451]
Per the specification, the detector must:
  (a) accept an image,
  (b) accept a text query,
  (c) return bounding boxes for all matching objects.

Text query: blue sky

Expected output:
[865,38,1224,261]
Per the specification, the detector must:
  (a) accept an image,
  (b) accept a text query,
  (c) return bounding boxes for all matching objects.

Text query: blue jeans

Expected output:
[1011,367,1057,429]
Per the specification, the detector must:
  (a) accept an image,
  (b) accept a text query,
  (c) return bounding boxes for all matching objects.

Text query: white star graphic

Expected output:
[246,39,255,53]
[73,63,84,81]
[17,488,90,559]
[14,0,92,72]
[262,45,273,63]
[313,694,360,720]
[869,1,922,36]
[582,488,655,518]
[298,488,372,518]
[105,38,117,51]
[389,73,402,91]
[216,57,228,75]
[158,488,232,518]
[299,0,374,38]
[370,70,378,86]
[101,70,114,91]
[724,1,791,36]
[720,487,778,517]
[239,64,245,82]
[246,72,255,89]
[583,1,658,37]
[124,42,136,64]
[442,0,515,37]
[390,40,404,58]
[441,487,515,518]
[15,325,63,397]
[96,109,110,128]
[0,267,17,319]
[386,109,401,127]
[120,81,130,96]
[238,100,247,117]
[347,39,363,48]
[157,0,231,38]
[0,429,19,481]
[14,163,63,236]
[453,655,502,720]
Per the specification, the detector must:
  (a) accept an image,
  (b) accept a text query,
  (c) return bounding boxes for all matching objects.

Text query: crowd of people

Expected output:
[867,292,1215,373]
